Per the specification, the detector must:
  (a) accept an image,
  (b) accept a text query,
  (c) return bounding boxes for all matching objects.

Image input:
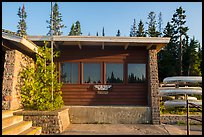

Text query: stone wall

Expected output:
[13,107,70,135]
[160,115,202,125]
[2,50,34,110]
[148,48,160,124]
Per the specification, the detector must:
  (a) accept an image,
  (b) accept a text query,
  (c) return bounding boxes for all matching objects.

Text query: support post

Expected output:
[186,94,190,135]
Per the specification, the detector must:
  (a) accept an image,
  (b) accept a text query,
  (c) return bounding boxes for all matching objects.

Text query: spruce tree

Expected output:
[137,20,146,37]
[158,22,179,81]
[158,12,163,37]
[146,11,160,37]
[171,6,189,75]
[68,23,75,36]
[46,2,66,36]
[116,29,121,36]
[17,4,27,36]
[130,19,137,37]
[102,27,105,36]
[74,20,82,35]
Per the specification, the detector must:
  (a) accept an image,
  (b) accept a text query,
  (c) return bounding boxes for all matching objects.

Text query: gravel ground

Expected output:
[55,124,198,135]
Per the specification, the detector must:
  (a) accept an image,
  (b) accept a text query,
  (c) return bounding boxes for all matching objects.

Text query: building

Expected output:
[2,30,170,124]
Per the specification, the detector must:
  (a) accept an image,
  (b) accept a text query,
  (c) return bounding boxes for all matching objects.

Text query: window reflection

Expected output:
[83,63,101,84]
[106,63,123,83]
[128,64,146,83]
[61,63,78,84]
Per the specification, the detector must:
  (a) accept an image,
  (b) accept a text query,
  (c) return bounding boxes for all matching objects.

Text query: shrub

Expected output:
[20,42,64,111]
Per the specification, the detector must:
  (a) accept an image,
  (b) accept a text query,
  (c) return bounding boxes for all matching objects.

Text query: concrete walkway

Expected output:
[55,123,202,135]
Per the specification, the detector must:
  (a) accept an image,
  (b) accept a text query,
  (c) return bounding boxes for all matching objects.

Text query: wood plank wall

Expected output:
[56,46,148,106]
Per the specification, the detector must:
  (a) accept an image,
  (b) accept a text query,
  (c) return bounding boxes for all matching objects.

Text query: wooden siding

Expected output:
[57,46,148,106]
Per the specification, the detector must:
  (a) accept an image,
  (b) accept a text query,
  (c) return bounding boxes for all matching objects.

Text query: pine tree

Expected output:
[46,2,66,36]
[182,37,202,76]
[74,20,82,35]
[158,22,179,81]
[137,20,146,37]
[17,4,27,36]
[130,19,137,37]
[116,29,121,36]
[171,6,189,75]
[96,32,99,36]
[102,27,105,36]
[68,23,75,36]
[146,11,160,37]
[158,12,163,37]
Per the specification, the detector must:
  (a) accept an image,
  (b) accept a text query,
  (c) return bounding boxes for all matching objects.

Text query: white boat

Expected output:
[159,87,202,96]
[164,99,202,108]
[163,76,202,84]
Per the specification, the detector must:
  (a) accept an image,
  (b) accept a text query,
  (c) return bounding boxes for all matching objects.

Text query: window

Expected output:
[83,63,101,84]
[61,63,78,84]
[106,63,123,83]
[128,64,146,83]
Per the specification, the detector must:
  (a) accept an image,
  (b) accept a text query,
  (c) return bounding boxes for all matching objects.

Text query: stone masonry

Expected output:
[2,50,34,110]
[148,48,160,124]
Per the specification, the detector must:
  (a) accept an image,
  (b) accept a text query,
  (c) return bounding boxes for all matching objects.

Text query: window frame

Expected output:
[127,63,147,84]
[59,62,80,84]
[82,62,103,84]
[104,62,124,85]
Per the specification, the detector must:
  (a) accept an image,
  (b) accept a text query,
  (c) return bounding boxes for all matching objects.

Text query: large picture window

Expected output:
[83,63,101,84]
[106,63,123,83]
[128,64,146,83]
[61,63,78,84]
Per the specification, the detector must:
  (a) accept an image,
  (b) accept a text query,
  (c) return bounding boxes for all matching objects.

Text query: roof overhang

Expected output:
[2,32,39,57]
[27,35,170,52]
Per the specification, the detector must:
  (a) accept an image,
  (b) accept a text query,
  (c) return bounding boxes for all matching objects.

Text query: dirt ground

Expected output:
[54,123,202,135]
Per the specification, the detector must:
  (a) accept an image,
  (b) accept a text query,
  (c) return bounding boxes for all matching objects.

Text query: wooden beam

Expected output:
[146,44,153,50]
[78,41,82,49]
[124,43,129,50]
[102,42,104,50]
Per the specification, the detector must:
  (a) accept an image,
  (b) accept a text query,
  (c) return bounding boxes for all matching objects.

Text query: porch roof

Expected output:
[27,35,170,52]
[2,30,39,57]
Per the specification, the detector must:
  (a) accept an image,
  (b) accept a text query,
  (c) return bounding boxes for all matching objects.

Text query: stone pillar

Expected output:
[148,48,160,124]
[2,50,34,110]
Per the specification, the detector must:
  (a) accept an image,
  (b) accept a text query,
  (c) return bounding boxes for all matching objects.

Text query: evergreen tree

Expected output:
[17,4,27,36]
[171,6,189,75]
[46,2,66,36]
[158,22,179,81]
[102,27,105,36]
[158,12,163,37]
[146,11,160,37]
[116,29,121,36]
[68,23,75,36]
[88,32,90,36]
[130,19,137,37]
[74,20,82,35]
[96,32,99,36]
[137,20,146,37]
[182,37,202,76]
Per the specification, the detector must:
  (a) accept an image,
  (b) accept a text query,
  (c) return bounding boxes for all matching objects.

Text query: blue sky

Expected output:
[2,2,202,44]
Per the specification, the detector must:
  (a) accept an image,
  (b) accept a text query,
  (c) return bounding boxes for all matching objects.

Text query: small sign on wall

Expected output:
[93,85,112,94]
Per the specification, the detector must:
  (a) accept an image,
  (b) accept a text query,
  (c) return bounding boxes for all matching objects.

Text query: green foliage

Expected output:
[17,4,27,35]
[47,2,66,36]
[68,21,82,36]
[137,20,146,37]
[130,19,137,37]
[20,42,64,111]
[146,11,160,37]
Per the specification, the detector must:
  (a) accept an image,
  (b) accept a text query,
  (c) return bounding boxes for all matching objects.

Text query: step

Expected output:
[2,115,23,129]
[19,127,42,135]
[2,121,32,135]
[2,110,14,119]
[2,109,23,119]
